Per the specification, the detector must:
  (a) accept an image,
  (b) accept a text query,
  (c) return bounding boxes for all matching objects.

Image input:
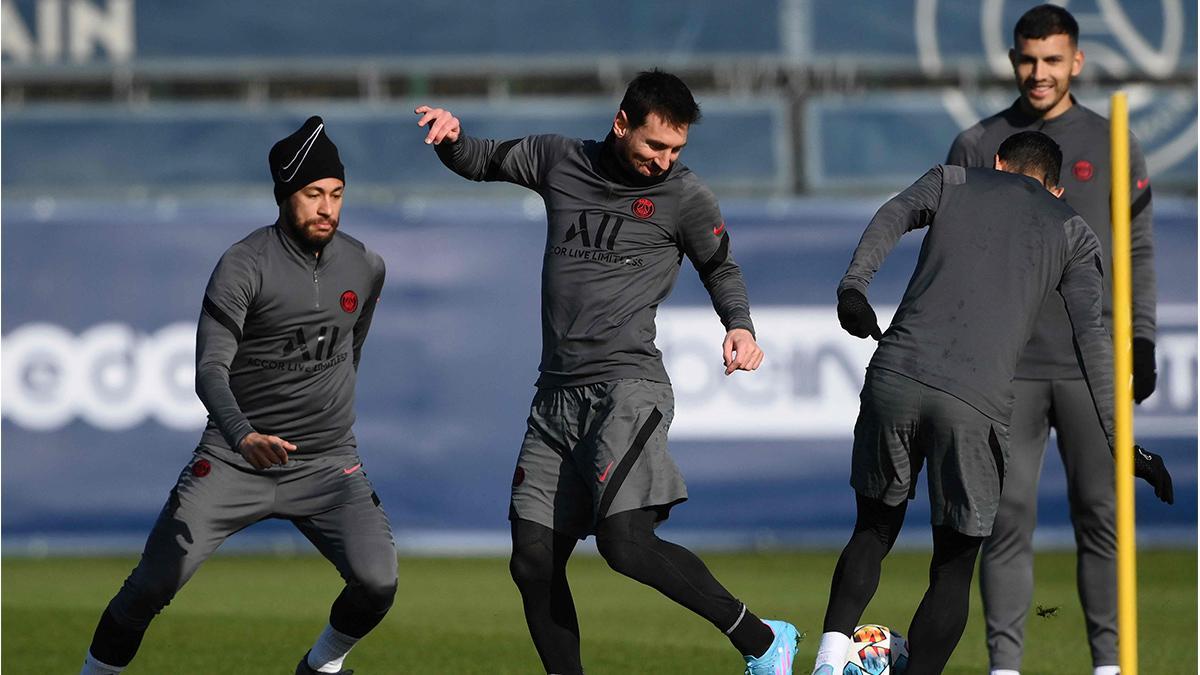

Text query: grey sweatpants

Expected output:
[980,378,1117,670]
[107,446,397,634]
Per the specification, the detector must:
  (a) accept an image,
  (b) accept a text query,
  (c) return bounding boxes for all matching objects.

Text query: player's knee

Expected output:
[354,566,398,610]
[998,492,1038,527]
[595,534,646,578]
[114,573,179,624]
[509,543,554,588]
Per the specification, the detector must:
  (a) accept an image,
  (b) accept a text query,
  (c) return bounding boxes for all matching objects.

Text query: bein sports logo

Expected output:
[2,322,206,431]
[658,306,1197,440]
[915,0,1197,176]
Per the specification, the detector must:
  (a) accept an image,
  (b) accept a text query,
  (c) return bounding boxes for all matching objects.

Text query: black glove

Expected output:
[837,289,882,340]
[1133,444,1174,505]
[1133,337,1157,404]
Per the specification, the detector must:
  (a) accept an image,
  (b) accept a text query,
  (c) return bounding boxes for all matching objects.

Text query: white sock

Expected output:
[1094,667,1120,675]
[307,624,361,673]
[812,631,852,673]
[80,653,124,674]
[991,670,1021,675]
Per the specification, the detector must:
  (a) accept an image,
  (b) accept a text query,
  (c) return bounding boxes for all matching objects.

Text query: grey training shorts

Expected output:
[851,367,1009,537]
[510,378,687,540]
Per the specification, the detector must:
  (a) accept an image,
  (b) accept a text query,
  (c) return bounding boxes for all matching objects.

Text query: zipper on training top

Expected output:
[312,257,321,310]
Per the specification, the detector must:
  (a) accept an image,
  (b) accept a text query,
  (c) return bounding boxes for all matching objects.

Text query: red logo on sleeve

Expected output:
[713,221,726,236]
[1072,160,1094,182]
[631,197,655,219]
[340,290,359,313]
[1137,178,1150,190]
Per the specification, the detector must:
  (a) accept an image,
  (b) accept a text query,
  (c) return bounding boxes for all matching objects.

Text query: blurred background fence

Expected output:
[2,0,1195,554]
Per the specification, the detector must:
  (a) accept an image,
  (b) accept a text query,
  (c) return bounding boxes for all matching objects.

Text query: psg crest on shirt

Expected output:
[631,197,655,219]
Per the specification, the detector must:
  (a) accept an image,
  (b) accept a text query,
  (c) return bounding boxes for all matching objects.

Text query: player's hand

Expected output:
[414,105,461,145]
[722,328,763,376]
[238,432,295,469]
[1133,337,1157,403]
[1133,444,1173,505]
[837,288,882,340]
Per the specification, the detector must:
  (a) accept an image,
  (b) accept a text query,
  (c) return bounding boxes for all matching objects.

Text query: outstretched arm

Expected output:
[415,105,572,190]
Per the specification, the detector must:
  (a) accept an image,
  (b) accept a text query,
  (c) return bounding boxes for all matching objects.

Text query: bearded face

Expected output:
[283,178,344,249]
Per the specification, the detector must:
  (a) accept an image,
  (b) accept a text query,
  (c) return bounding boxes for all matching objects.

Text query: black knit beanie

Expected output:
[269,115,345,204]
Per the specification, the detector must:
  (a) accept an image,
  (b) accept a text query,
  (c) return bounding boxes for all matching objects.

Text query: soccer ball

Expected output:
[843,624,908,675]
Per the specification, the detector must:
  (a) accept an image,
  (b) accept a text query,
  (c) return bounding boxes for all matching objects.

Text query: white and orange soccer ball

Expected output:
[843,623,908,675]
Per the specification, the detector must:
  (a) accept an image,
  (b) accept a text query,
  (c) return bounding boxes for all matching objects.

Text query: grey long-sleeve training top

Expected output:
[839,165,1114,445]
[947,98,1155,379]
[436,132,754,389]
[195,224,386,458]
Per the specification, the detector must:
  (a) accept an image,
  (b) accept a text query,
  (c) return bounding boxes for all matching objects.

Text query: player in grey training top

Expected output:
[80,117,395,675]
[415,70,800,675]
[946,7,1158,674]
[808,131,1172,675]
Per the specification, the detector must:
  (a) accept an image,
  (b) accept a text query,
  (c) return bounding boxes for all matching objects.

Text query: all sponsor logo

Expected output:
[550,211,644,266]
[562,211,624,251]
[280,325,341,362]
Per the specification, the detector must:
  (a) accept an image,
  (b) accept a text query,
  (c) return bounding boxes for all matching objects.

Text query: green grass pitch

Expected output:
[4,549,1194,673]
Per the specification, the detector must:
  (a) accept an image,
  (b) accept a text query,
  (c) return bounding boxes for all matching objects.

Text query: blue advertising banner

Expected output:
[3,197,1194,553]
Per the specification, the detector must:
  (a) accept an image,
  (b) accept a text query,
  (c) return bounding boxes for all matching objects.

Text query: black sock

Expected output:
[594,508,772,657]
[88,607,146,668]
[727,607,775,657]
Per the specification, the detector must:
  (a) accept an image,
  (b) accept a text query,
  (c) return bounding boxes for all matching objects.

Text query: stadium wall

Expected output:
[3,197,1194,554]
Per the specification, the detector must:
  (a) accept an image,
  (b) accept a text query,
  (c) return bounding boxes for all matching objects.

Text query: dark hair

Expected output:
[618,69,701,129]
[997,131,1062,187]
[1014,4,1078,46]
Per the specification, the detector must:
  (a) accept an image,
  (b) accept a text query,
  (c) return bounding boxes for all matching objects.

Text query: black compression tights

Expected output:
[510,511,772,674]
[88,607,146,667]
[509,519,583,675]
[822,493,908,635]
[905,525,983,674]
[822,493,983,675]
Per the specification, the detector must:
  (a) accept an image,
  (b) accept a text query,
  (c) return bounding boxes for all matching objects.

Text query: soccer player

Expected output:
[79,116,395,675]
[945,7,1159,674]
[414,70,799,675]
[808,131,1173,675]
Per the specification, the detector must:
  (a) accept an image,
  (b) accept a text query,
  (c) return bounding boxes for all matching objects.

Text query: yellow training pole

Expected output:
[1110,91,1137,675]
